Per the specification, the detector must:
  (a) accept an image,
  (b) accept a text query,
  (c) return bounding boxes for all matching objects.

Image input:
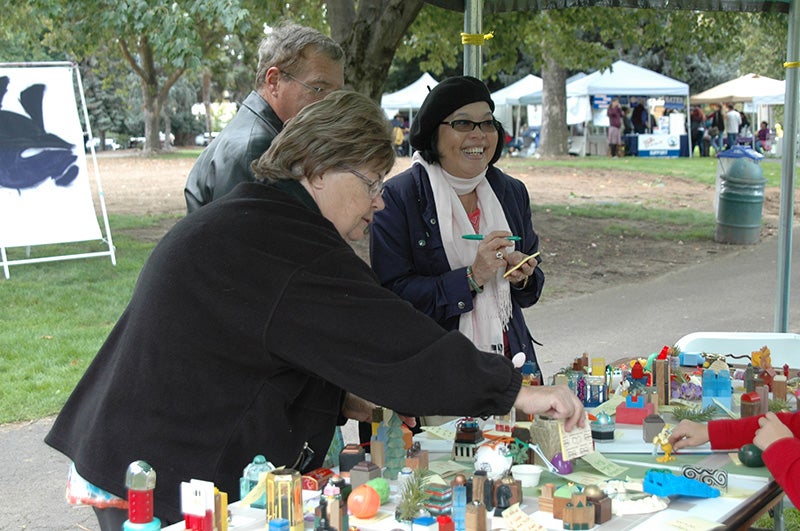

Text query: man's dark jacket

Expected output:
[184,91,282,213]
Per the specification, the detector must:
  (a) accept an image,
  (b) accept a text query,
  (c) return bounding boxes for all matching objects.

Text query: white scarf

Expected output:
[412,152,513,354]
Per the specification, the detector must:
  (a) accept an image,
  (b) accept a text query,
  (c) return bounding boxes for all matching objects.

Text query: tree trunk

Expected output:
[328,0,425,101]
[202,70,212,135]
[141,79,161,155]
[163,111,173,151]
[539,56,569,158]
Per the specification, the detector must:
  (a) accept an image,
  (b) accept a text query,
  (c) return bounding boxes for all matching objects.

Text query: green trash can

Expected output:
[714,146,766,244]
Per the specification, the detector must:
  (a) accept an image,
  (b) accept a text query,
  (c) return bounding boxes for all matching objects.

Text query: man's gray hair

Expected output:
[255,21,344,89]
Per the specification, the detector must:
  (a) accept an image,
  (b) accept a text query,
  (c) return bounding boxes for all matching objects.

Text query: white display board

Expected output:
[0,62,114,278]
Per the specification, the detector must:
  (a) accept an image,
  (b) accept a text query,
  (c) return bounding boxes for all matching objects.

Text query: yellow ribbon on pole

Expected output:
[461,31,494,46]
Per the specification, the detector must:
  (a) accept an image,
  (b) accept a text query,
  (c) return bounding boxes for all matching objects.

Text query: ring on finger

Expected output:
[495,251,504,260]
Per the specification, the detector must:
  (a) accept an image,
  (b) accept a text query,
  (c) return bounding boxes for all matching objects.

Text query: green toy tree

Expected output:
[383,411,407,479]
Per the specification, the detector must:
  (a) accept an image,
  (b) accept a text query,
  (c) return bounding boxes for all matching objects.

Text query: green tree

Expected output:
[32,1,249,153]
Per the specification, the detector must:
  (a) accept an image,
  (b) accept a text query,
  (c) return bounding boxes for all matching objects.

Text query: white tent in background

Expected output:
[490,74,542,133]
[380,72,438,121]
[753,80,787,106]
[691,73,785,104]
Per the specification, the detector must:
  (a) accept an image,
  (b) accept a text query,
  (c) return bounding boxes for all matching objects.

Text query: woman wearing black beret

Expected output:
[370,76,546,426]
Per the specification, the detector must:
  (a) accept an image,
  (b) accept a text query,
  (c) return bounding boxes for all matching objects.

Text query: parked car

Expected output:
[194,132,219,146]
[85,137,121,151]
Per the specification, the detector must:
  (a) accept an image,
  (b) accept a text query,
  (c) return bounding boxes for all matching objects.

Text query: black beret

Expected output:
[410,76,496,153]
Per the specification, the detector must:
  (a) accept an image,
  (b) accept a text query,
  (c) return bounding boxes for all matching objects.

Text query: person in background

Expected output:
[632,101,648,134]
[621,105,634,135]
[607,97,623,158]
[370,76,546,427]
[724,102,742,150]
[705,103,724,155]
[46,90,585,531]
[669,412,800,507]
[184,21,344,213]
[690,105,706,156]
[756,121,771,154]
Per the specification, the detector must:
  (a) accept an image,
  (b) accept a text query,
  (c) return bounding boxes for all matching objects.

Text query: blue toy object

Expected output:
[643,470,720,498]
[701,368,732,410]
[679,352,705,367]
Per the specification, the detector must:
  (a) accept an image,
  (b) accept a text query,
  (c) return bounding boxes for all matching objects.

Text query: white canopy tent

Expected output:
[518,61,689,127]
[380,72,438,122]
[489,74,542,134]
[753,80,787,105]
[691,73,785,104]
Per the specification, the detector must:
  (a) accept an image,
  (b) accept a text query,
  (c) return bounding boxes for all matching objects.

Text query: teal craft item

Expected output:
[323,426,345,469]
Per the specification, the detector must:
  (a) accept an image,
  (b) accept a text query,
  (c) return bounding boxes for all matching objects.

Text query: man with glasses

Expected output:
[184,21,344,213]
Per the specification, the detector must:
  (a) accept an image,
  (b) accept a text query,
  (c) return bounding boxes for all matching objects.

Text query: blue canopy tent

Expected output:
[425,0,799,335]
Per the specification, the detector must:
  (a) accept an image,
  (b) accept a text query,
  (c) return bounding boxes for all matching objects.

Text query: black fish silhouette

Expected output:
[0,76,79,191]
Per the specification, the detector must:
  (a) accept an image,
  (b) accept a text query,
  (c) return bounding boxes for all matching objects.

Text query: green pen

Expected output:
[462,234,522,241]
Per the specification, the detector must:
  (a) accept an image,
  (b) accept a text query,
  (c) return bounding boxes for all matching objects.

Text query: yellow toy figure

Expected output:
[752,346,772,369]
[653,425,675,463]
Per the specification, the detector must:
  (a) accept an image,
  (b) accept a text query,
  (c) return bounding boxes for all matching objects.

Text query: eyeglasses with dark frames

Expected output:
[348,168,384,198]
[440,119,501,133]
[280,70,327,95]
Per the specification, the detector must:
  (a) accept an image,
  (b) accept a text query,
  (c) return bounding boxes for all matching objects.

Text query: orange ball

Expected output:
[347,484,381,519]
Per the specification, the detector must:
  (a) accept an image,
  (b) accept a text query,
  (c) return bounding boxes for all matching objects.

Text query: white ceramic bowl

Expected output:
[510,464,543,488]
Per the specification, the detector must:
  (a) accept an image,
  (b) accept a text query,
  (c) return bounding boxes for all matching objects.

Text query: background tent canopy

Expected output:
[490,74,543,132]
[519,60,688,104]
[566,60,689,97]
[490,74,543,105]
[753,80,787,105]
[380,72,438,112]
[690,73,786,104]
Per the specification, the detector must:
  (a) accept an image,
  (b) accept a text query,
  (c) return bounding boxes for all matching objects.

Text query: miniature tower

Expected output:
[773,374,788,401]
[123,460,161,531]
[652,346,671,405]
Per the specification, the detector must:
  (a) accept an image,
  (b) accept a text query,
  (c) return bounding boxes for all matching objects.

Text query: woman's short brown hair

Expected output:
[252,90,395,182]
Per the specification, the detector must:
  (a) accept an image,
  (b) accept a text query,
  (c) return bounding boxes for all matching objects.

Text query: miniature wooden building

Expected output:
[349,461,381,489]
[584,486,612,524]
[465,501,486,531]
[643,414,665,442]
[405,443,429,471]
[740,391,761,418]
[452,418,484,462]
[551,484,581,520]
[537,483,556,514]
[756,385,770,415]
[652,357,670,406]
[338,444,366,477]
[773,375,788,401]
[562,494,595,530]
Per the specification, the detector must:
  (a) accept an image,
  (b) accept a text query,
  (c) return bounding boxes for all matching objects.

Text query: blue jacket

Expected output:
[370,163,544,371]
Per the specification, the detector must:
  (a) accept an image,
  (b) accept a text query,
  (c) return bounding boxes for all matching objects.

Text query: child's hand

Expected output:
[668,419,710,450]
[754,412,793,451]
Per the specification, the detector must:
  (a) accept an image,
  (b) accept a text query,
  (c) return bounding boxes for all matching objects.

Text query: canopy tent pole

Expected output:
[774,0,800,332]
[464,0,482,78]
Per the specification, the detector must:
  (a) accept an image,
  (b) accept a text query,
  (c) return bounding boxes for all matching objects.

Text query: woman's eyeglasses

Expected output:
[348,169,384,198]
[440,119,500,133]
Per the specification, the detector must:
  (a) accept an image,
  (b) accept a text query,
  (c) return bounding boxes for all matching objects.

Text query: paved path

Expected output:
[529,226,800,377]
[3,228,799,530]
